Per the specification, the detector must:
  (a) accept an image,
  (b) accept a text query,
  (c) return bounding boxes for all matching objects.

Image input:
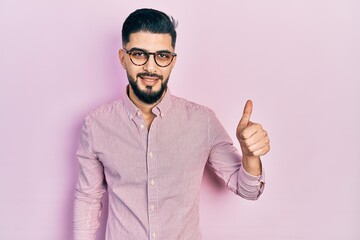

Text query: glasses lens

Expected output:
[129,50,148,65]
[155,52,173,67]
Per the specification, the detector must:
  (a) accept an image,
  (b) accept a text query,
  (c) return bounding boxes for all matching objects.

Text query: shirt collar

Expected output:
[123,85,172,120]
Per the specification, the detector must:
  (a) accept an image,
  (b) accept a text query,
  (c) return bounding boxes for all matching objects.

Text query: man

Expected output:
[74,8,270,240]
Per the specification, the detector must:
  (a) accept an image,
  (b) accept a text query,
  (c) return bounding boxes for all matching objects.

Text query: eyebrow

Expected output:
[127,47,172,53]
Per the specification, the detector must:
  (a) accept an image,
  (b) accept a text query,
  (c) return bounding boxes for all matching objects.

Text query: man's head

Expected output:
[119,8,178,105]
[122,8,177,49]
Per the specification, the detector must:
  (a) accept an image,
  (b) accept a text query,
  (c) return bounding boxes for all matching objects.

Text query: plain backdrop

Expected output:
[1,0,359,239]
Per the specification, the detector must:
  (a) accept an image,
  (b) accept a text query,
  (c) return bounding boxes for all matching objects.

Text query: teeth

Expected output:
[142,78,157,82]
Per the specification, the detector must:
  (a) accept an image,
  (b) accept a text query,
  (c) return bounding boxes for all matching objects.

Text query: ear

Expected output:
[170,55,177,70]
[118,49,126,69]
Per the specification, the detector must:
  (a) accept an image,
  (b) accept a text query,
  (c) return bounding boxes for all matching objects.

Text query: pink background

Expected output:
[1,1,359,239]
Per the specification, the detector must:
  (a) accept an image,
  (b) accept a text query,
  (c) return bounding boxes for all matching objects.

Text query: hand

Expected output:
[236,100,270,158]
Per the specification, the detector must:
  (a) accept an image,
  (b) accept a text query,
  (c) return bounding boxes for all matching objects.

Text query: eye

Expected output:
[131,50,146,58]
[157,52,171,59]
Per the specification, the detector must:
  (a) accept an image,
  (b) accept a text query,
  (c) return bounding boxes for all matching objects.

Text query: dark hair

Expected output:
[122,8,177,48]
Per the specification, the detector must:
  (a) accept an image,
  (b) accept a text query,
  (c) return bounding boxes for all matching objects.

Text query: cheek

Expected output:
[163,69,173,79]
[125,65,141,78]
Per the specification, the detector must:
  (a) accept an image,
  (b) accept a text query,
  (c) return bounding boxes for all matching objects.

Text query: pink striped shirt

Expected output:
[74,89,265,240]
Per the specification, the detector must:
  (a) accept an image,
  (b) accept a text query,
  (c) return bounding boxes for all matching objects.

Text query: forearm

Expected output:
[236,163,265,200]
[74,185,106,240]
[241,155,262,176]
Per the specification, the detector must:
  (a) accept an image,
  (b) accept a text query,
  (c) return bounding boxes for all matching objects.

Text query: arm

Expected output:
[236,100,270,177]
[207,106,268,200]
[74,117,106,240]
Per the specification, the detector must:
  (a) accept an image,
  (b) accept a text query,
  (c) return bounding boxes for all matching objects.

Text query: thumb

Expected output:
[238,100,253,132]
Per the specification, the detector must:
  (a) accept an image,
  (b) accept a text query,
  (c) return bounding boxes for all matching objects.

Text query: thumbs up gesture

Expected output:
[236,100,270,162]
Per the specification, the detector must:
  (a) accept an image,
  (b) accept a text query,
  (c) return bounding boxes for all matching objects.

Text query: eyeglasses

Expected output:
[124,48,177,67]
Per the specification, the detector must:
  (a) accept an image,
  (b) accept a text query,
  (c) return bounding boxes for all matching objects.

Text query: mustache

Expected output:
[137,72,163,80]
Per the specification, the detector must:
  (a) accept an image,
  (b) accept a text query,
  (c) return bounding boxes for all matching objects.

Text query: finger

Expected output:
[242,139,270,157]
[238,100,253,132]
[242,129,268,147]
[247,136,270,153]
[253,145,270,157]
[239,122,261,140]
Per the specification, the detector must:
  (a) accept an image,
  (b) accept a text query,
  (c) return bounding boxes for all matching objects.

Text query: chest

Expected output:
[92,113,210,185]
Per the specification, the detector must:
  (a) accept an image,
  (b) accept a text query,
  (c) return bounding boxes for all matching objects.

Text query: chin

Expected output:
[138,81,161,92]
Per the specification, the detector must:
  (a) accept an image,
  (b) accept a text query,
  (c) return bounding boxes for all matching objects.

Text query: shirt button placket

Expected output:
[150,204,155,211]
[147,139,158,239]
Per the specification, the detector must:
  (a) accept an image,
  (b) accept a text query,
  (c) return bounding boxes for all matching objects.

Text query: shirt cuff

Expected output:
[238,164,265,199]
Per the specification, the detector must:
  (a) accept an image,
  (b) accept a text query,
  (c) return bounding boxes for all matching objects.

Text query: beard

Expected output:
[127,72,169,104]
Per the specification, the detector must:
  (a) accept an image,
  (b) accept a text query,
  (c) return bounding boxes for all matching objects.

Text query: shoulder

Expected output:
[84,99,124,123]
[170,95,213,114]
[166,95,219,127]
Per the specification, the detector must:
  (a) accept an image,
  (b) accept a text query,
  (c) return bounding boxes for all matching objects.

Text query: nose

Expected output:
[143,54,157,72]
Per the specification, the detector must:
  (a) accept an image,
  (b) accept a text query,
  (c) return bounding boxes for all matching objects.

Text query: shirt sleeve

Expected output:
[207,109,265,200]
[74,117,107,240]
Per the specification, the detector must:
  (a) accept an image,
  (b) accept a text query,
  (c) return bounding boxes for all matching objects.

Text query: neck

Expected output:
[128,86,165,115]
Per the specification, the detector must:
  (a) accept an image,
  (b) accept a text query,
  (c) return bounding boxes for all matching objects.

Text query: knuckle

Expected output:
[245,140,252,147]
[265,146,270,153]
[247,145,254,152]
[241,131,248,139]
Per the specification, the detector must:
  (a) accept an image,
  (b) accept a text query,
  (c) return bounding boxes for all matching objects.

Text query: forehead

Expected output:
[126,32,173,51]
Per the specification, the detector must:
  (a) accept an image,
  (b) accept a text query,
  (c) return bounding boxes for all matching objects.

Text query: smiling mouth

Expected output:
[137,73,163,87]
[139,76,159,86]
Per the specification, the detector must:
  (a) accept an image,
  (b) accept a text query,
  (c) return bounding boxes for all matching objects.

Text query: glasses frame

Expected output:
[124,48,177,68]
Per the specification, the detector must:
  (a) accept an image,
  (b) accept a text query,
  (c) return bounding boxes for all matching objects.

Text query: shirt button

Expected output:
[150,179,155,185]
[152,232,156,239]
[140,124,144,129]
[148,152,153,158]
[136,111,142,117]
[150,204,155,211]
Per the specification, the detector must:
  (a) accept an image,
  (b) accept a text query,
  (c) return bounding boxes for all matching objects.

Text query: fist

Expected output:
[236,100,270,157]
